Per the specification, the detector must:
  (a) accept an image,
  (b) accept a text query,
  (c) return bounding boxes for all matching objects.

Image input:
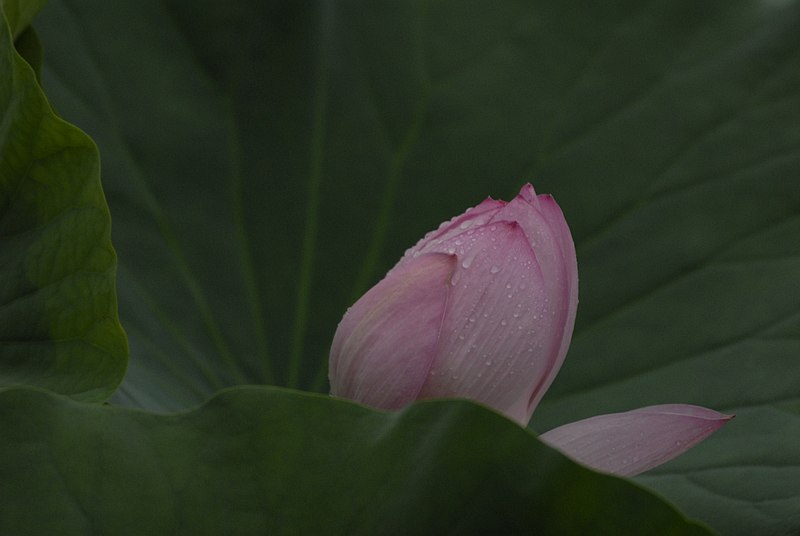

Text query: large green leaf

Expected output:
[2,0,47,39]
[0,1,126,401]
[0,386,712,535]
[32,0,800,533]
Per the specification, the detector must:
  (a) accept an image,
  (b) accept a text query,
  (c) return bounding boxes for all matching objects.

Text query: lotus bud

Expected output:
[329,183,578,425]
[329,183,732,476]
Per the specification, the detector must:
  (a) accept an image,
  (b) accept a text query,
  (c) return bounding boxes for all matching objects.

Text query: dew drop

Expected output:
[489,225,497,231]
[500,320,507,326]
[505,283,512,289]
[461,259,472,269]
[489,265,500,274]
[459,220,472,230]
[485,360,493,366]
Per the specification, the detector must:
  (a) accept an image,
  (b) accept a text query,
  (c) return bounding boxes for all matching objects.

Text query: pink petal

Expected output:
[396,198,505,268]
[486,186,578,420]
[416,221,553,424]
[329,253,456,409]
[524,194,579,415]
[539,404,734,477]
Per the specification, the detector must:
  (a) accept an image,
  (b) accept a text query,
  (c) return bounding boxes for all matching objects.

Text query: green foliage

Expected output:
[0,386,711,536]
[1,0,47,39]
[0,0,126,401]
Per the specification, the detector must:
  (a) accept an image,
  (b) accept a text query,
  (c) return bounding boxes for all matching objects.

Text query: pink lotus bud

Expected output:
[329,183,731,475]
[329,183,578,424]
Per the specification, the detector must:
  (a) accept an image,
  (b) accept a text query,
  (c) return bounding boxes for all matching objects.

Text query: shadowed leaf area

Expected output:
[0,386,712,536]
[0,0,126,401]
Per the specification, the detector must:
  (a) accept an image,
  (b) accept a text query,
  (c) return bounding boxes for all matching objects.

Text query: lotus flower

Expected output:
[329,184,731,476]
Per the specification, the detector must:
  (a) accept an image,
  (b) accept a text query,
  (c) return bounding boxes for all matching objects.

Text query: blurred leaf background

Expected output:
[1,0,798,534]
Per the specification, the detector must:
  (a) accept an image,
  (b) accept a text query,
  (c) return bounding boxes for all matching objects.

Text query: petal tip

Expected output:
[517,183,537,204]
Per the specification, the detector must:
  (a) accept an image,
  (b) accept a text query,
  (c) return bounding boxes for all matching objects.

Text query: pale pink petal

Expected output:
[329,253,456,409]
[417,221,553,424]
[487,186,577,421]
[523,194,579,416]
[395,197,505,269]
[540,404,733,476]
[516,182,540,208]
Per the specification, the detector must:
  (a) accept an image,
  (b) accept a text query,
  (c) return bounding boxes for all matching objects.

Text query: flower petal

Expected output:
[416,221,553,424]
[395,198,505,268]
[329,253,456,409]
[524,194,579,414]
[487,185,578,420]
[539,404,733,476]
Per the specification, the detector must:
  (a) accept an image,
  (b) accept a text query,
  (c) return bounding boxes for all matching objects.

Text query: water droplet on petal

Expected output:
[489,265,500,274]
[459,220,472,230]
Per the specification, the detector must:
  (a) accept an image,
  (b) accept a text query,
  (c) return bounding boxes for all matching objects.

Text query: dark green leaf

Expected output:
[0,386,712,536]
[1,0,47,39]
[14,26,43,80]
[0,3,127,400]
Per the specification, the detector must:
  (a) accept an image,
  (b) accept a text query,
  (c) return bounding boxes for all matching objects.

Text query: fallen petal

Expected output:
[539,404,734,477]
